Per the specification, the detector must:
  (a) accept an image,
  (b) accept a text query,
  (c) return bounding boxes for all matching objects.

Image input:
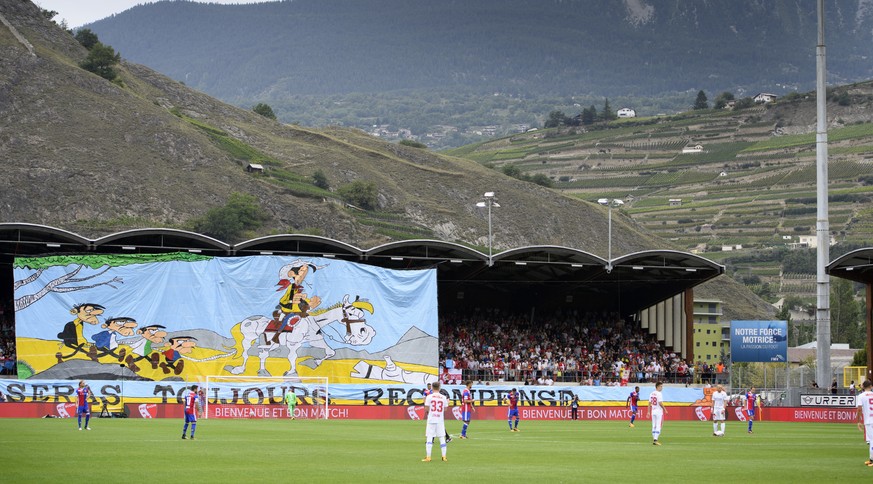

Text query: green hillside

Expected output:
[449,87,873,303]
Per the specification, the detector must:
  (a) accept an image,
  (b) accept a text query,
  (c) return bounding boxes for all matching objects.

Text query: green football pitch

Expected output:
[1,417,871,483]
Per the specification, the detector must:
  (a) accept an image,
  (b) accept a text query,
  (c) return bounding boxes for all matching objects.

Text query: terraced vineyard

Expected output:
[448,83,873,300]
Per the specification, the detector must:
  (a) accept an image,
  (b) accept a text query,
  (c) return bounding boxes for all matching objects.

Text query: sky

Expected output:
[34,0,273,28]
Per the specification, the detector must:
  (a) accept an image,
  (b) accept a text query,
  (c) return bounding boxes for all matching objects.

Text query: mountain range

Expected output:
[80,0,873,142]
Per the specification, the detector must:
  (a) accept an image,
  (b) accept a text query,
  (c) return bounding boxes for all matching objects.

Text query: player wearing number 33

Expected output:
[422,381,448,462]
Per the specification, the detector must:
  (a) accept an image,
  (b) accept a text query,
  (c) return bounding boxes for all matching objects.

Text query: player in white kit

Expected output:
[650,381,667,445]
[856,380,873,467]
[711,384,728,436]
[423,381,448,462]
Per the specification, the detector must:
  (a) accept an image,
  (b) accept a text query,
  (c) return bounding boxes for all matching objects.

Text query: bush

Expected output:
[312,170,330,190]
[193,192,268,242]
[338,181,378,210]
[79,42,121,81]
[74,28,99,50]
[399,139,427,149]
[252,103,277,120]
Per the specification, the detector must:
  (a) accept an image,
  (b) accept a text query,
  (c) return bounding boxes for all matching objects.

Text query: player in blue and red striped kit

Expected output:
[745,387,761,434]
[459,381,474,439]
[627,386,640,428]
[182,385,202,440]
[76,380,91,431]
[503,388,520,432]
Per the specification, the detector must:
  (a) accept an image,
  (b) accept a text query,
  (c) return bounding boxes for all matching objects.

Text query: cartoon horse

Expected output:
[224,295,375,376]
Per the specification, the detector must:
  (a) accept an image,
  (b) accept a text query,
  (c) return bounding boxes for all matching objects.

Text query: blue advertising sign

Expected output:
[730,320,788,362]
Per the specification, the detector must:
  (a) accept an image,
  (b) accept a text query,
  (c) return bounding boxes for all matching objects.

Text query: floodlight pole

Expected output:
[815,0,831,389]
[477,192,499,266]
[598,198,623,272]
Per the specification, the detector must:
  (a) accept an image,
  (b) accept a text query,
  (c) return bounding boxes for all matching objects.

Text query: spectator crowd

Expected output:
[439,308,725,386]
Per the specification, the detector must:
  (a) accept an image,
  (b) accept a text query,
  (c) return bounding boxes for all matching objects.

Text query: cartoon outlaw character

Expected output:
[56,303,105,363]
[118,324,168,372]
[161,336,197,375]
[90,317,137,364]
[266,261,322,346]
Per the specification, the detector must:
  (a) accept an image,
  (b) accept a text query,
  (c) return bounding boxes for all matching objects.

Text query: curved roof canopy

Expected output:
[827,248,873,284]
[92,228,230,255]
[0,223,724,315]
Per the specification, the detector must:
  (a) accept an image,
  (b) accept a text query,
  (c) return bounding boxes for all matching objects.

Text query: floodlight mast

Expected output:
[476,192,500,266]
[598,198,623,272]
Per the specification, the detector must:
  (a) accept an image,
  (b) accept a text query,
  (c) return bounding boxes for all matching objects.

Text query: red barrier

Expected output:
[0,403,857,423]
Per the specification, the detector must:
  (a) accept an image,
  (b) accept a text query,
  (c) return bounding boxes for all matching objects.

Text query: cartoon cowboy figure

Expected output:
[265,260,322,346]
[56,303,105,363]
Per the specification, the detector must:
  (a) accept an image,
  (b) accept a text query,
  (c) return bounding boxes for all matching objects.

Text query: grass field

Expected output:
[2,418,871,483]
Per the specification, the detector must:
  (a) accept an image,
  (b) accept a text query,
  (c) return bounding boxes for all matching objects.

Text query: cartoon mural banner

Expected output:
[0,380,706,406]
[13,253,438,383]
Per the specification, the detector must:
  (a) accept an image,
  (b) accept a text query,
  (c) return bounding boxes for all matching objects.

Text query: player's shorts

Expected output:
[712,407,726,421]
[185,412,197,423]
[508,408,519,418]
[77,405,90,415]
[425,420,446,439]
[746,409,755,419]
[461,410,472,421]
[630,405,638,414]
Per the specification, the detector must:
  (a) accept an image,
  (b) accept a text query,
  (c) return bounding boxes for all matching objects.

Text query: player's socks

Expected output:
[713,423,718,433]
[183,423,189,436]
[748,421,753,432]
[461,423,468,436]
[85,415,90,428]
[439,436,446,458]
[630,415,636,424]
[720,423,725,433]
[508,419,513,430]
[190,423,196,438]
[425,440,433,459]
[78,415,82,429]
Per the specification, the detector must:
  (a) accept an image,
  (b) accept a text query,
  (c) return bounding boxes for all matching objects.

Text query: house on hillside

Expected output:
[617,107,636,118]
[682,144,703,154]
[246,163,264,174]
[668,198,682,206]
[754,92,778,103]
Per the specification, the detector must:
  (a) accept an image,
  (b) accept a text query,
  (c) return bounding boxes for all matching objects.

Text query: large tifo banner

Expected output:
[730,320,788,363]
[12,253,438,383]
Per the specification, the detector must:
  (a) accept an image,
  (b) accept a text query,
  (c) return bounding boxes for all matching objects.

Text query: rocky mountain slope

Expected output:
[0,0,771,319]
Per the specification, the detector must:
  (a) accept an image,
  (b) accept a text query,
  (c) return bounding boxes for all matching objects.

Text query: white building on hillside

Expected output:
[617,107,636,118]
[754,92,778,103]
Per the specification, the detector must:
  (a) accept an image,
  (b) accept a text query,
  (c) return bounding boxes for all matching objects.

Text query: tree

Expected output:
[312,170,330,190]
[338,181,378,210]
[693,90,709,110]
[79,42,121,81]
[601,98,614,121]
[580,106,596,125]
[193,192,268,242]
[502,164,521,178]
[831,278,863,348]
[733,97,755,110]
[74,29,99,50]
[253,103,277,120]
[544,110,569,128]
[714,91,735,109]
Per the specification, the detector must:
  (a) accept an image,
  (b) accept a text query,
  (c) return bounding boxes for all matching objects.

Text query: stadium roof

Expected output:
[0,223,724,315]
[827,248,873,285]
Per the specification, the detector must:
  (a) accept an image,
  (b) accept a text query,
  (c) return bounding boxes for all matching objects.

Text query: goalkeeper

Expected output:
[284,391,297,419]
